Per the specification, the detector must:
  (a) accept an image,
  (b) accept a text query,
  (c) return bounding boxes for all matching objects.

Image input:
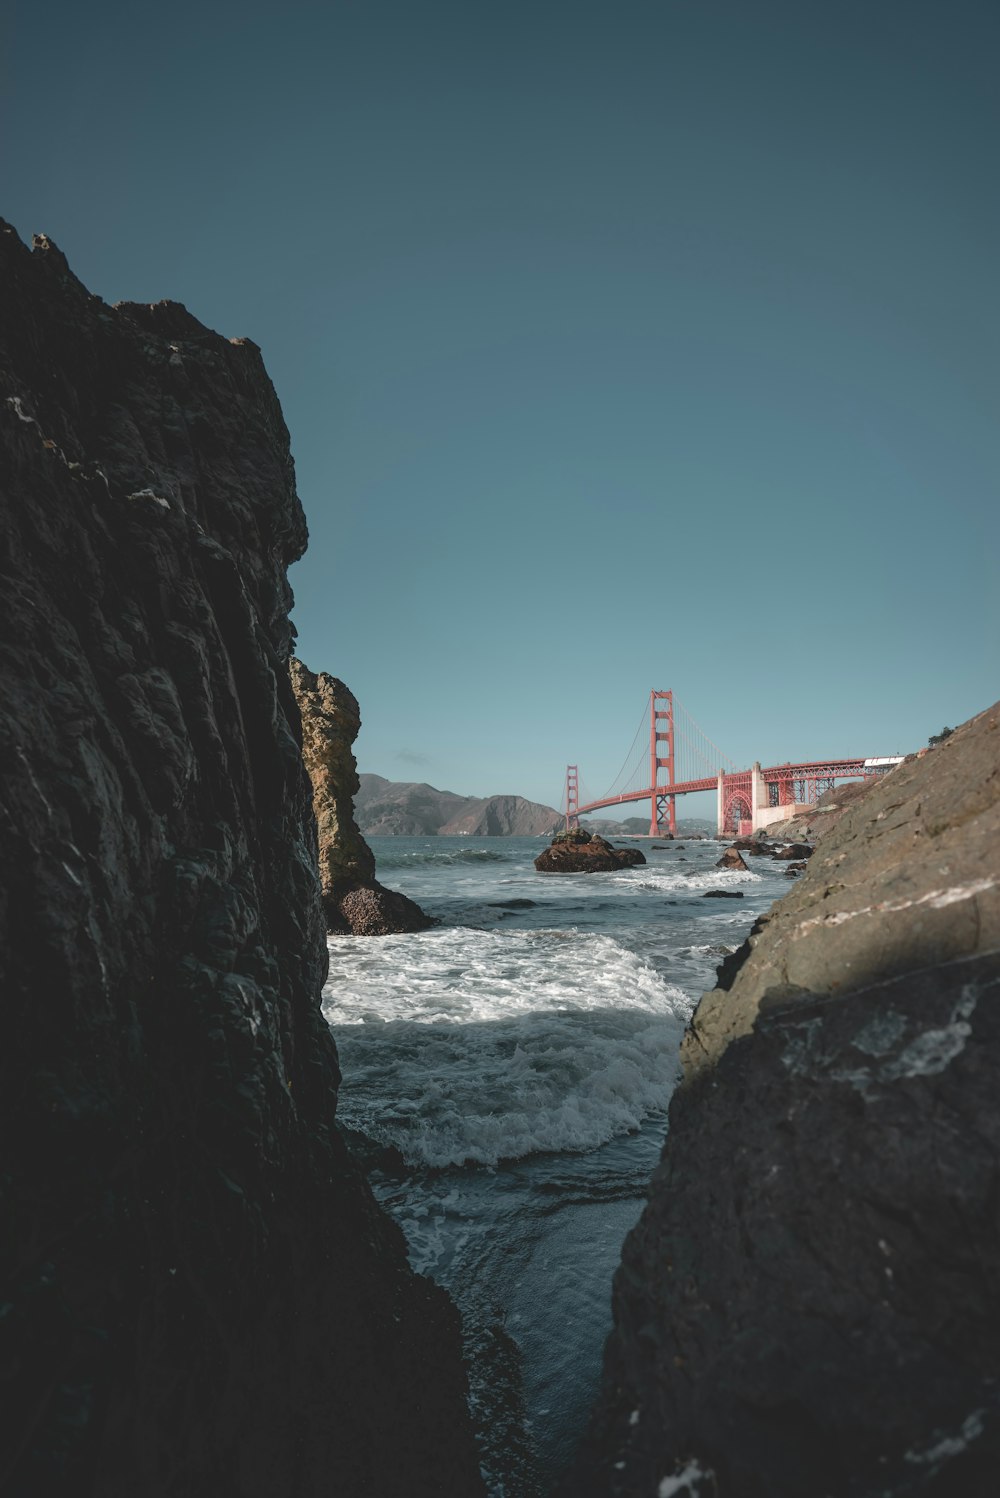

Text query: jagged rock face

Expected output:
[573,704,1000,1497]
[0,224,482,1497]
[290,658,377,892]
[762,774,892,845]
[290,658,433,934]
[687,706,999,1076]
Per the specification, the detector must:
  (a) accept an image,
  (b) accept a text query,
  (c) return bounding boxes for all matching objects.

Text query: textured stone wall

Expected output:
[575,704,1000,1497]
[0,223,481,1497]
[290,657,433,933]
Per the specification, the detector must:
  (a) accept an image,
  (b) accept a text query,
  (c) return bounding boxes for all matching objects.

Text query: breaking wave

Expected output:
[372,846,516,870]
[323,926,694,1167]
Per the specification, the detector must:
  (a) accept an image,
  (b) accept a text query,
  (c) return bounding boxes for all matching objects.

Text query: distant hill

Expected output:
[356,774,563,836]
[581,816,715,837]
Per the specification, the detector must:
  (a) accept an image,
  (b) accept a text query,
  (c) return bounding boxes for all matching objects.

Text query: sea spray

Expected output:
[323,833,791,1491]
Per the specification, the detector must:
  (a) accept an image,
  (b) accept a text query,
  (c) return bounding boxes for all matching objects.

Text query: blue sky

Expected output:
[4,0,997,817]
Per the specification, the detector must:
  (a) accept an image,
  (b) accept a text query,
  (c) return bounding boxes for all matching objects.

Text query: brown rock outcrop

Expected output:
[0,224,482,1497]
[573,703,1000,1497]
[290,658,433,934]
[535,827,646,873]
[714,845,749,870]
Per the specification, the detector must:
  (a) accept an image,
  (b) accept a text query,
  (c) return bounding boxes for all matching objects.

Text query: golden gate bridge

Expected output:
[565,691,904,837]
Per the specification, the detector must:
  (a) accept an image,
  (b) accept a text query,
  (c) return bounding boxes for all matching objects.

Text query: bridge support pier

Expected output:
[716,771,725,837]
[751,762,768,833]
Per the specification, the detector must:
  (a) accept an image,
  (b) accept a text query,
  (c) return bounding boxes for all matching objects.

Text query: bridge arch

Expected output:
[722,788,752,833]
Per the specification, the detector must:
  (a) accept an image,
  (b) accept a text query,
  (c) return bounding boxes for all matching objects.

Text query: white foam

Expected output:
[658,1460,712,1496]
[905,1410,985,1466]
[323,927,693,1167]
[613,867,762,893]
[323,926,686,1025]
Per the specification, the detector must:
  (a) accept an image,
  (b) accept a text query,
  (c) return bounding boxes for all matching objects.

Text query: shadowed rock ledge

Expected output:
[0,223,481,1496]
[573,703,1000,1497]
[290,658,434,934]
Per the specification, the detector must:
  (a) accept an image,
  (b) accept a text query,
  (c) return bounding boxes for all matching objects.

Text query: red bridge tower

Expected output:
[650,690,677,837]
[564,764,579,830]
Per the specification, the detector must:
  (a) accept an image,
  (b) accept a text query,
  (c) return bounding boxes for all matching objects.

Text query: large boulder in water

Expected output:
[535,827,646,873]
[715,845,750,871]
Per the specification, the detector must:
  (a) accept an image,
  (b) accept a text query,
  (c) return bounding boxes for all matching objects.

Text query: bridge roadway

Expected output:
[577,776,717,815]
[575,757,902,836]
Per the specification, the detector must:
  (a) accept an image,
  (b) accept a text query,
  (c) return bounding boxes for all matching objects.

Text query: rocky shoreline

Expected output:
[6,219,998,1498]
[574,703,1000,1496]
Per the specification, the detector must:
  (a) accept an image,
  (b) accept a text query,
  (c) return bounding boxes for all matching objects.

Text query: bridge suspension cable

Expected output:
[564,687,904,836]
[673,698,737,779]
[599,701,650,801]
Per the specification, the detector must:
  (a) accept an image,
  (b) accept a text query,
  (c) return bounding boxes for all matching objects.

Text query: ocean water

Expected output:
[322,834,792,1494]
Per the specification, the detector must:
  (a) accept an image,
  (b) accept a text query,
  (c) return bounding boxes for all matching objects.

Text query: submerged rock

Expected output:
[730,833,771,853]
[575,701,1000,1497]
[0,224,482,1497]
[535,827,646,873]
[290,658,434,934]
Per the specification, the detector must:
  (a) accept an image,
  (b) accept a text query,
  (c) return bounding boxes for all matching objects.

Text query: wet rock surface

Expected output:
[714,845,749,871]
[0,225,481,1497]
[290,658,433,934]
[535,827,646,873]
[575,703,1000,1497]
[771,840,814,861]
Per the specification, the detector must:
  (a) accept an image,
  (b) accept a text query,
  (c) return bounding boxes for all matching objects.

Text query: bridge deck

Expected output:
[576,758,892,819]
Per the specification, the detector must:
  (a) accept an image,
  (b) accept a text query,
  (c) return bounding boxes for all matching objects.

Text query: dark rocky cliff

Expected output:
[576,703,1000,1497]
[0,224,482,1496]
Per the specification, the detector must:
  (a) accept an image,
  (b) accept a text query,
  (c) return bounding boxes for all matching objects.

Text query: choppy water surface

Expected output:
[322,834,790,1493]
